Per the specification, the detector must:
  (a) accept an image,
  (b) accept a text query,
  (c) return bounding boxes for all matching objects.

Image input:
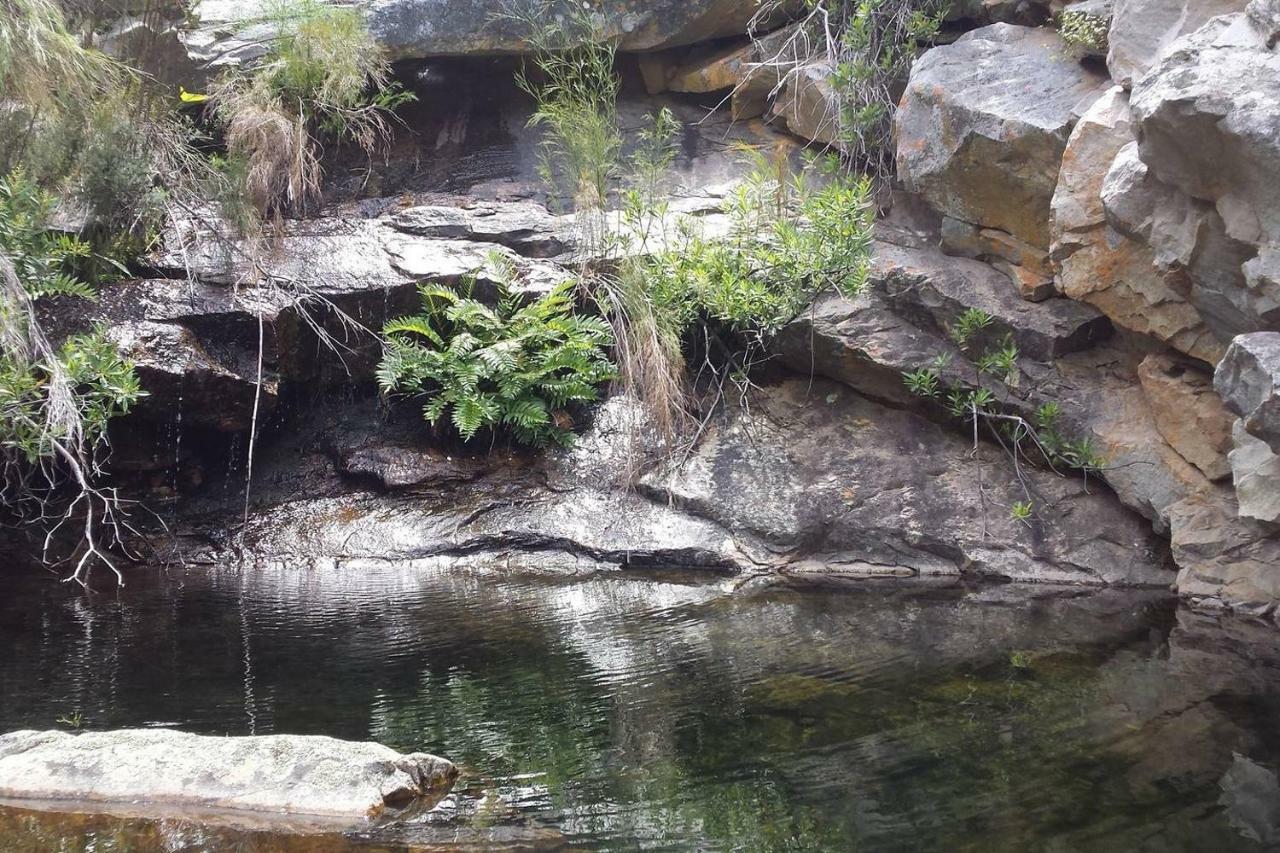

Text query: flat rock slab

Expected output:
[0,730,457,825]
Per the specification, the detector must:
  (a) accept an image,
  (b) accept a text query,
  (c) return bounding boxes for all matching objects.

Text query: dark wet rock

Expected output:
[389,202,571,258]
[894,24,1109,251]
[335,441,494,491]
[107,321,274,432]
[642,378,1172,586]
[1220,755,1280,846]
[1106,0,1248,89]
[1216,332,1280,453]
[185,0,781,66]
[180,377,1172,588]
[0,730,457,824]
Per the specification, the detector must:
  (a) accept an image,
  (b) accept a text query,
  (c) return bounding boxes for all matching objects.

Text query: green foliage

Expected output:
[0,170,98,300]
[901,307,1106,521]
[0,326,142,464]
[640,155,875,341]
[1058,10,1109,53]
[379,265,616,448]
[0,176,142,467]
[507,1,622,218]
[212,0,414,219]
[769,0,950,178]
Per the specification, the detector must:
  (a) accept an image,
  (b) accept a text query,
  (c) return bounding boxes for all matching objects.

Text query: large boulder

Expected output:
[1106,0,1248,89]
[185,0,773,65]
[0,730,457,824]
[1128,12,1280,337]
[895,24,1108,252]
[1050,88,1222,363]
[1215,333,1280,452]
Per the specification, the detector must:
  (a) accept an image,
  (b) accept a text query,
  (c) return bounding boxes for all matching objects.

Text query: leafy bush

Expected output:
[640,154,875,341]
[752,0,950,179]
[378,265,616,448]
[1058,10,1108,54]
[0,170,142,461]
[211,0,413,219]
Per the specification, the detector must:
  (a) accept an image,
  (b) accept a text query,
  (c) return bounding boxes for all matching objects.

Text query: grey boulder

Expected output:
[0,729,457,824]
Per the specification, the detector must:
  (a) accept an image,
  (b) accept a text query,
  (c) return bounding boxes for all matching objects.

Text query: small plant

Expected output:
[55,710,84,729]
[748,0,950,179]
[378,261,616,448]
[211,0,414,220]
[1009,650,1033,670]
[1010,501,1033,524]
[1059,10,1109,54]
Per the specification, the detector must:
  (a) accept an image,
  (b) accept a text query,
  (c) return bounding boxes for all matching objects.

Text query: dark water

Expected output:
[2,564,1280,852]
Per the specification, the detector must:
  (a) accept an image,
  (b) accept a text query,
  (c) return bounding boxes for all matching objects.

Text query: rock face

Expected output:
[181,378,1170,588]
[1137,354,1234,481]
[1216,333,1280,452]
[895,24,1108,252]
[0,730,457,824]
[1128,12,1280,339]
[1106,0,1248,89]
[1051,89,1222,363]
[186,0,771,65]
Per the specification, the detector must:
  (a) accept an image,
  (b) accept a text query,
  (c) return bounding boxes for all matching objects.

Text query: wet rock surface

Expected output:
[0,730,457,825]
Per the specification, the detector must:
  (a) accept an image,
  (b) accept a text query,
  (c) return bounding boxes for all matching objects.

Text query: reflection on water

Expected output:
[0,564,1278,851]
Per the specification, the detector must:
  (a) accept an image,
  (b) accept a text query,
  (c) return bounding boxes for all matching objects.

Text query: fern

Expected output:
[381,269,616,448]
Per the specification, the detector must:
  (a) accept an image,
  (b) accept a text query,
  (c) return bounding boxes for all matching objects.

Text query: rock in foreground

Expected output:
[0,730,457,825]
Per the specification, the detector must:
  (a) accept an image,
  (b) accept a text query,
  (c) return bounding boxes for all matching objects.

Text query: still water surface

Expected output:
[0,564,1278,851]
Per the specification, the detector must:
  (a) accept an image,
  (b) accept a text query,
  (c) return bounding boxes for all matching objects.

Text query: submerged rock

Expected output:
[0,730,457,825]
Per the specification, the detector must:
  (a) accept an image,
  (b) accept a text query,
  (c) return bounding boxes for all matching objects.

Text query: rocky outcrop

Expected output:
[1051,89,1222,363]
[0,730,457,824]
[894,24,1108,253]
[1106,0,1248,89]
[185,0,777,66]
[1216,333,1280,452]
[178,377,1171,587]
[1128,12,1280,339]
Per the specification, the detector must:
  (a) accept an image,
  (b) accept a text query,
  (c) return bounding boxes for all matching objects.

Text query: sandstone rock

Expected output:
[1130,13,1280,334]
[1215,332,1280,452]
[1051,89,1223,363]
[1137,354,1234,480]
[1229,421,1280,523]
[1250,0,1280,45]
[895,24,1108,250]
[107,321,275,432]
[1171,490,1280,615]
[1106,0,1248,89]
[872,240,1111,359]
[942,216,1052,278]
[776,62,843,150]
[0,730,457,823]
[186,0,774,66]
[642,378,1172,586]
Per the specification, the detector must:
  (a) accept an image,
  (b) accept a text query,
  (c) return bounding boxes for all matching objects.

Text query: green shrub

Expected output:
[0,170,142,467]
[211,0,414,219]
[1059,10,1109,53]
[640,154,875,341]
[378,266,616,448]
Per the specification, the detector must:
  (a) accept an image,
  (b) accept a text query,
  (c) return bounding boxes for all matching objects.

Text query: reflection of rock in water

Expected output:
[0,569,1277,850]
[1221,755,1280,846]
